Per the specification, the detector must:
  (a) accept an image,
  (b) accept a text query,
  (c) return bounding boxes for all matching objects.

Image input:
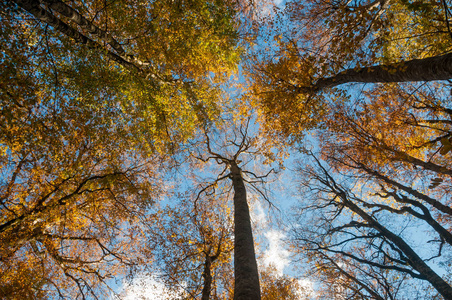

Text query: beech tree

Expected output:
[188,118,282,300]
[0,31,161,296]
[6,0,242,150]
[247,0,452,140]
[319,83,452,237]
[12,0,240,82]
[194,128,261,300]
[292,154,452,299]
[143,191,234,299]
[290,80,452,298]
[0,68,162,296]
[1,0,242,297]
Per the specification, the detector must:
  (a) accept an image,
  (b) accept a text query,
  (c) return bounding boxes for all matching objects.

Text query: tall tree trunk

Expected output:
[201,254,213,300]
[230,161,261,300]
[40,0,126,56]
[298,52,452,93]
[12,0,165,82]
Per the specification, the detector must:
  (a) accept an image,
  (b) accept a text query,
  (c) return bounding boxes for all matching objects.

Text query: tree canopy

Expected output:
[1,0,452,299]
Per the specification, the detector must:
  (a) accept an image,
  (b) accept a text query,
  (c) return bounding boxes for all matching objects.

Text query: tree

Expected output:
[256,0,452,87]
[0,46,160,297]
[247,0,452,140]
[6,0,242,150]
[143,191,234,299]
[1,7,163,295]
[0,93,161,297]
[260,265,310,300]
[291,145,452,299]
[188,118,282,300]
[12,0,240,83]
[319,83,452,236]
[139,109,294,299]
[194,126,261,300]
[1,0,242,297]
[285,77,452,298]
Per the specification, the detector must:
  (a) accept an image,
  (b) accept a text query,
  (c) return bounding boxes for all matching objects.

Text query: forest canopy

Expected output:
[1,0,452,299]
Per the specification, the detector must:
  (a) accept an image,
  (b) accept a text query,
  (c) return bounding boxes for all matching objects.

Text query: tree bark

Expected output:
[201,254,213,300]
[12,0,166,81]
[230,161,261,300]
[40,0,126,56]
[299,52,452,93]
[13,0,141,72]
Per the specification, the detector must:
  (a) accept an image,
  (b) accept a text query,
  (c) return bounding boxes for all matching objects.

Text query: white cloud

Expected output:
[263,230,290,275]
[250,198,267,228]
[112,274,184,300]
[255,0,286,18]
[273,0,285,7]
[297,278,315,298]
[249,195,290,275]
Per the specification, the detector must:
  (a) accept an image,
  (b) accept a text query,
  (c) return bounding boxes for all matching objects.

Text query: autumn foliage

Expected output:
[2,0,452,299]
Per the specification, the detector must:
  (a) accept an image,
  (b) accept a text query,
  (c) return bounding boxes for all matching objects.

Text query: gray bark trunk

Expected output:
[40,0,126,56]
[300,52,452,92]
[201,254,213,300]
[39,0,151,68]
[230,161,261,300]
[12,0,164,81]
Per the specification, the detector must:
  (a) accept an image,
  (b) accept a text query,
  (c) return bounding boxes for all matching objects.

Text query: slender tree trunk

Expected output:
[299,52,452,93]
[342,194,452,299]
[230,161,261,300]
[201,254,213,300]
